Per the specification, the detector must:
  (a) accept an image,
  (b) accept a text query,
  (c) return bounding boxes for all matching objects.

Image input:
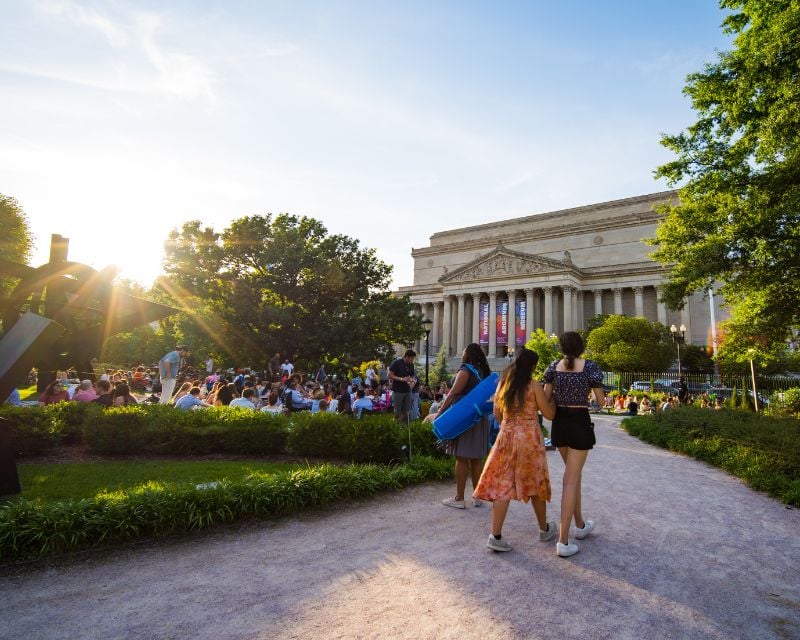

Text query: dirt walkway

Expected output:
[2,417,799,639]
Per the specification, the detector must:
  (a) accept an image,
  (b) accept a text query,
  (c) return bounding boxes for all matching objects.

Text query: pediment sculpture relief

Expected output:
[449,256,548,282]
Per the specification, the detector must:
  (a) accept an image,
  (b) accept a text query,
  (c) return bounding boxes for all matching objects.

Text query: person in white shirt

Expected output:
[260,390,284,414]
[205,356,213,375]
[229,388,257,410]
[280,359,294,377]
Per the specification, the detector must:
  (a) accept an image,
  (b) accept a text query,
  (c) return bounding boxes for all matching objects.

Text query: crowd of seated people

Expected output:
[4,361,452,422]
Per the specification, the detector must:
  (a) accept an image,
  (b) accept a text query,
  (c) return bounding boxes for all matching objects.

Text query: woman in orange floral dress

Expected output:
[474,348,557,552]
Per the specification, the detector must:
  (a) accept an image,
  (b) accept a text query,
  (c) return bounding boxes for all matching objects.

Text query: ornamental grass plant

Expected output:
[0,457,453,560]
[623,407,800,506]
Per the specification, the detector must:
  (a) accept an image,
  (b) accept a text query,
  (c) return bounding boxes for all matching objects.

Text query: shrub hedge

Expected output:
[0,457,453,560]
[623,407,800,506]
[0,404,445,463]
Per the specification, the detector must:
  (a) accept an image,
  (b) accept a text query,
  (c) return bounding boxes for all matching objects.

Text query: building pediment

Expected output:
[439,243,579,284]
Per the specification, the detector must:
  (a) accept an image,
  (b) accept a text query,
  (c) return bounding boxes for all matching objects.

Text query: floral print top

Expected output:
[543,359,603,406]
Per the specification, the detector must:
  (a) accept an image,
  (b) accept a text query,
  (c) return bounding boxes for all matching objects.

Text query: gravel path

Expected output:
[2,417,799,640]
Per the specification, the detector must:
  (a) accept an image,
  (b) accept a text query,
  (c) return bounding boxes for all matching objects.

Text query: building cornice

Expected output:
[412,191,676,258]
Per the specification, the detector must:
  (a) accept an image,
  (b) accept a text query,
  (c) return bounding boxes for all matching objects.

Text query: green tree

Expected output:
[0,194,35,299]
[426,345,451,389]
[715,303,799,375]
[681,344,715,374]
[524,329,561,379]
[162,214,421,369]
[651,0,800,344]
[585,316,675,372]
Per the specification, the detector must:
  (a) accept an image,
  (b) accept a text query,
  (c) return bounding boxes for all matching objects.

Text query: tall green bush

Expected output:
[287,412,404,463]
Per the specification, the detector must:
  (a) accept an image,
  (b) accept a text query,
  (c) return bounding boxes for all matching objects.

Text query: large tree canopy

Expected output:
[586,316,675,372]
[651,0,800,343]
[161,213,421,370]
[0,194,34,299]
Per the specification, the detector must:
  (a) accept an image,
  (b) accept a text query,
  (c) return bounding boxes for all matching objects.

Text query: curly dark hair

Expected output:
[462,343,491,378]
[559,331,584,371]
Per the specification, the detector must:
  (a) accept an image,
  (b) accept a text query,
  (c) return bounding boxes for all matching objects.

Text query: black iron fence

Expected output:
[603,371,800,401]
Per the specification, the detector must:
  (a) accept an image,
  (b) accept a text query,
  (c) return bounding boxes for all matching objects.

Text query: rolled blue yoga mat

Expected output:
[432,372,499,440]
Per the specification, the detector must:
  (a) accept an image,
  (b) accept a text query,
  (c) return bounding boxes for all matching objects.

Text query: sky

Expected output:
[0,0,733,289]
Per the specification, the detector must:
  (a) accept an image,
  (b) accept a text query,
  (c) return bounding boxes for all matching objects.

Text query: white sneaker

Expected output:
[487,535,512,552]
[539,521,557,542]
[557,541,579,557]
[574,520,595,540]
[472,498,482,507]
[442,497,465,509]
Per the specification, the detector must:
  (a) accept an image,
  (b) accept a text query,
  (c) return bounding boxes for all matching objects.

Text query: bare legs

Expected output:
[453,456,484,500]
[558,446,588,544]
[491,500,510,536]
[490,496,548,537]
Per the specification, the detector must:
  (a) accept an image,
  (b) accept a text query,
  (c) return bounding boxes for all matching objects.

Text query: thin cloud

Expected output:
[24,0,218,103]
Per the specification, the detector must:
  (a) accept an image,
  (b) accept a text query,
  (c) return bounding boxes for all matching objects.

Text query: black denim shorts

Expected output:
[551,406,595,450]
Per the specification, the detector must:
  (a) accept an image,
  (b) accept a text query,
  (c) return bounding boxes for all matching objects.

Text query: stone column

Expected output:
[432,300,441,350]
[456,293,466,354]
[656,286,668,326]
[594,289,603,317]
[562,285,573,332]
[544,287,553,336]
[507,290,517,350]
[442,295,452,356]
[613,288,623,315]
[525,288,534,336]
[471,293,481,344]
[576,290,584,330]
[415,304,423,353]
[488,291,498,358]
[634,286,644,318]
[681,298,693,344]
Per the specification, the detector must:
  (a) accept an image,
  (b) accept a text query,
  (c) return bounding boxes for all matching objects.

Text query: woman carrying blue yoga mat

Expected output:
[428,343,493,509]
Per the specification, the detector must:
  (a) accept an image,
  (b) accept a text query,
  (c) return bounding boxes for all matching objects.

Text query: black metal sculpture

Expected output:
[0,234,176,396]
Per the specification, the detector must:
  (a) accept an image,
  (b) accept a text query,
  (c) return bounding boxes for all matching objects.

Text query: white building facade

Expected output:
[397,191,728,366]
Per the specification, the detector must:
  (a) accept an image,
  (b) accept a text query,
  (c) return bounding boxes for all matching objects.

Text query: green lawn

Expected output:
[15,460,300,502]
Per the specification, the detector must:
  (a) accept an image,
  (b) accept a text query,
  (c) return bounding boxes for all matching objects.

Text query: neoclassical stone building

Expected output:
[397,191,728,365]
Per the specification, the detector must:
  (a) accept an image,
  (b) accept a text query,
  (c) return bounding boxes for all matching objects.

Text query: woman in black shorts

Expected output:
[543,332,605,557]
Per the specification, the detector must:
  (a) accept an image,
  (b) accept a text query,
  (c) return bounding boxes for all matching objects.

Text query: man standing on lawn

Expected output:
[159,345,189,404]
[389,349,417,424]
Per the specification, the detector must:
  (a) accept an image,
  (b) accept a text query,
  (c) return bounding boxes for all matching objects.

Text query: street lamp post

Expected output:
[670,324,687,376]
[422,318,433,387]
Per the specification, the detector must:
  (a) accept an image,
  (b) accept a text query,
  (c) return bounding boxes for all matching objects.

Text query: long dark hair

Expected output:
[496,348,538,413]
[462,343,491,378]
[559,331,584,371]
[217,383,235,405]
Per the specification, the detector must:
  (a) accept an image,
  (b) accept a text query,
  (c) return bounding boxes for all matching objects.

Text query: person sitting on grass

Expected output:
[352,388,374,418]
[172,381,192,405]
[175,387,212,410]
[215,383,236,406]
[112,382,138,407]
[260,390,283,414]
[627,396,639,415]
[92,379,113,407]
[38,379,69,406]
[71,380,98,402]
[229,388,257,410]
